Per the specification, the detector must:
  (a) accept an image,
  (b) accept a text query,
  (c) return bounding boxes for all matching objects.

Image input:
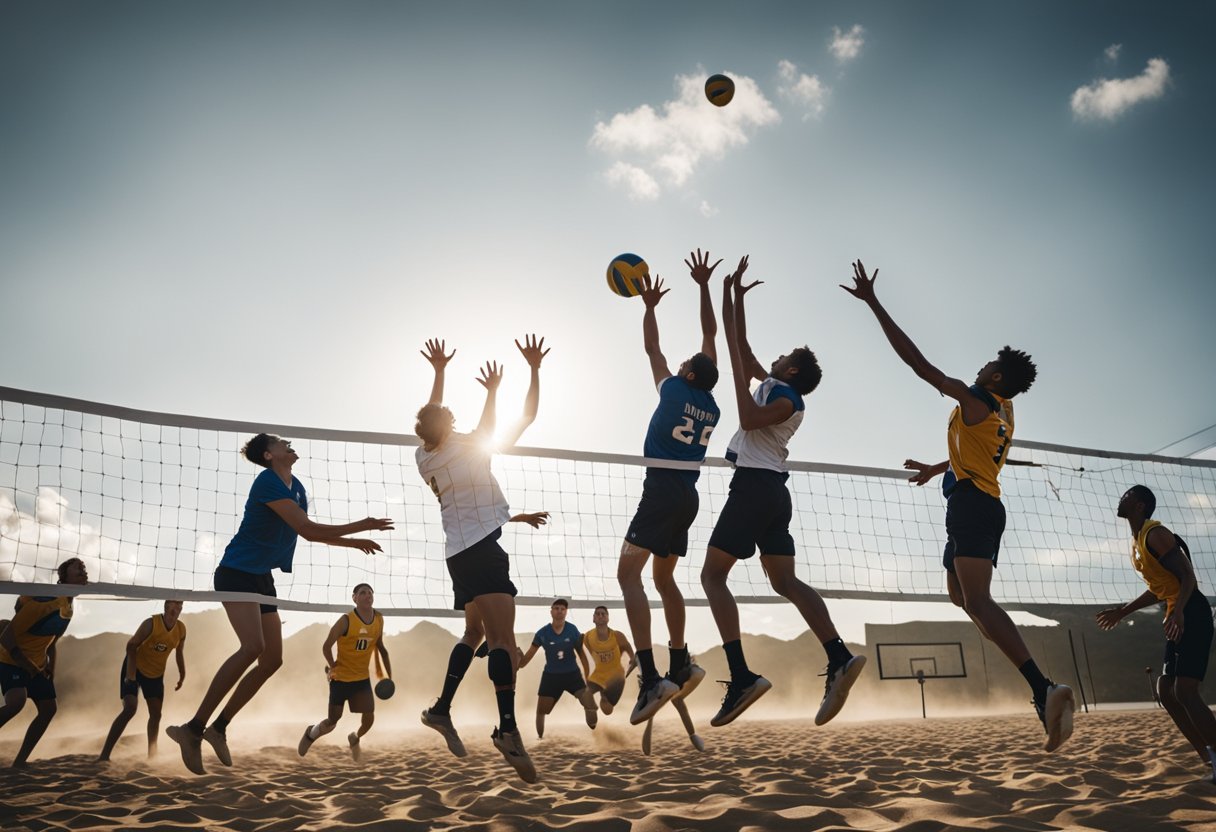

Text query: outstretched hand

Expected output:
[476,360,503,391]
[729,255,761,296]
[363,517,395,532]
[1095,608,1124,631]
[420,338,455,369]
[841,259,879,303]
[639,273,670,308]
[684,248,723,286]
[510,511,551,528]
[351,539,384,555]
[515,333,550,369]
[903,459,935,486]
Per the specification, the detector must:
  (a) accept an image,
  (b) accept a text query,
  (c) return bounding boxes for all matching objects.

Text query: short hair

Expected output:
[352,583,373,594]
[1124,485,1157,518]
[56,557,84,584]
[241,433,277,468]
[685,353,719,391]
[415,404,453,445]
[788,346,823,395]
[552,598,569,608]
[995,346,1037,397]
[594,605,608,614]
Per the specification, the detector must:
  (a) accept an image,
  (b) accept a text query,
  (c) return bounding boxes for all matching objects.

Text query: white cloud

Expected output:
[1104,43,1122,62]
[1071,57,1170,121]
[591,71,781,199]
[699,200,719,218]
[830,24,866,63]
[777,60,830,121]
[604,162,660,201]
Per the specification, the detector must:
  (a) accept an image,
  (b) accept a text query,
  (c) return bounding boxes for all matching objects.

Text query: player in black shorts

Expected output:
[618,251,722,724]
[518,599,597,737]
[1098,485,1216,780]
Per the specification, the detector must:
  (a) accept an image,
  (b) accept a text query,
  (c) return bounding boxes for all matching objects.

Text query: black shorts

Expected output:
[538,669,586,699]
[943,480,1006,571]
[329,678,374,712]
[1164,591,1214,680]
[624,469,699,558]
[119,659,165,701]
[708,468,795,559]
[588,676,626,705]
[0,662,56,701]
[447,529,517,610]
[214,565,278,614]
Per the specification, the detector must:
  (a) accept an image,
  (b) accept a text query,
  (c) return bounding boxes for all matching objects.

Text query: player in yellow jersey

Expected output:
[98,600,187,761]
[844,260,1074,752]
[298,583,392,761]
[1098,486,1216,780]
[0,557,89,767]
[582,606,637,715]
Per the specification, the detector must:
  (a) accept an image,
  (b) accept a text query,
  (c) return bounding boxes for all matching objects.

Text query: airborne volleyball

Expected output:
[704,73,735,107]
[606,252,649,297]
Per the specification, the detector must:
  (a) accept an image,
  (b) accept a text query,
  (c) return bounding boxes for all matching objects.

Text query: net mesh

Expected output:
[2,386,1214,614]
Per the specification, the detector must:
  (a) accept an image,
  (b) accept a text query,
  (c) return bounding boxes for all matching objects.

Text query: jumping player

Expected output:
[1098,486,1216,778]
[844,259,1073,751]
[582,606,636,715]
[98,600,187,761]
[702,258,865,728]
[414,335,549,784]
[299,583,392,762]
[167,434,393,774]
[619,250,722,724]
[518,598,597,737]
[0,557,89,767]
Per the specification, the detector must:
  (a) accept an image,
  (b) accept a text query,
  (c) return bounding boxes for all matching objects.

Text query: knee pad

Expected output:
[487,648,513,687]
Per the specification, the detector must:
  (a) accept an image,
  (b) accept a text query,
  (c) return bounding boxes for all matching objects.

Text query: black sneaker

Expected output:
[667,663,707,701]
[1033,682,1075,752]
[815,654,867,726]
[709,674,772,727]
[630,675,678,725]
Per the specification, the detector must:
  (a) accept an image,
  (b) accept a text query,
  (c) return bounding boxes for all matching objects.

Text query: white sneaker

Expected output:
[492,727,538,784]
[1040,684,1075,752]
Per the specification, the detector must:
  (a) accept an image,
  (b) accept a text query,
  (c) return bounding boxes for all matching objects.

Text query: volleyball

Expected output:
[705,74,735,107]
[606,253,649,297]
[374,678,396,700]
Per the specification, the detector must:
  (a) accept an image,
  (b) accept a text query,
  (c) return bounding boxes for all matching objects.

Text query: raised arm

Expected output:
[499,334,549,449]
[639,274,673,386]
[730,256,769,384]
[724,259,795,431]
[510,511,550,528]
[904,459,950,486]
[685,249,722,363]
[842,260,991,424]
[265,500,392,553]
[473,361,503,437]
[421,338,455,406]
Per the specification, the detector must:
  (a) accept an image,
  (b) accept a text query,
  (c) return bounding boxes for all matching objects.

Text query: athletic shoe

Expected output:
[815,655,868,726]
[420,707,467,758]
[584,706,598,729]
[709,674,772,727]
[203,725,233,767]
[1034,683,1075,752]
[630,676,679,725]
[491,727,538,784]
[166,724,205,775]
[348,732,361,763]
[297,726,316,757]
[670,663,707,701]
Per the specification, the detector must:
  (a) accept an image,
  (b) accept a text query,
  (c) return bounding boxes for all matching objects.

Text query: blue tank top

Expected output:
[643,376,720,483]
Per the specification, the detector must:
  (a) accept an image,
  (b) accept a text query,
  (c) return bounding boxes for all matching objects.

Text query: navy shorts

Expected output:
[1164,591,1214,680]
[624,468,699,558]
[119,659,165,700]
[214,565,278,614]
[538,669,586,699]
[708,468,795,559]
[447,529,517,610]
[329,678,374,712]
[943,480,1006,572]
[0,661,56,701]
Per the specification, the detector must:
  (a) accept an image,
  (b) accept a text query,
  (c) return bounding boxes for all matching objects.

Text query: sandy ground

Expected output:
[3,709,1216,831]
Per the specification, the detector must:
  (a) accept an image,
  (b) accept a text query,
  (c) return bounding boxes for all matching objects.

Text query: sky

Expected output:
[2,1,1215,643]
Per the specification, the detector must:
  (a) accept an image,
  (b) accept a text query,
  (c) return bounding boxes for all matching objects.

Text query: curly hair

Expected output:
[787,346,823,395]
[995,346,1037,397]
[240,433,278,468]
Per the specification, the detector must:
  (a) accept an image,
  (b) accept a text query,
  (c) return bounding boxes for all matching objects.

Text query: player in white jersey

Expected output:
[414,335,549,785]
[701,258,865,728]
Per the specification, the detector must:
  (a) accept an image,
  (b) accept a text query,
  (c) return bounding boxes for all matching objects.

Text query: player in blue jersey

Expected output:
[167,433,393,775]
[702,258,864,728]
[518,598,597,737]
[618,249,722,725]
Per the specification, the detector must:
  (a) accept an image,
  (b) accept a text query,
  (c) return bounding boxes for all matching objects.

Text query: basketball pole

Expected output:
[916,670,926,719]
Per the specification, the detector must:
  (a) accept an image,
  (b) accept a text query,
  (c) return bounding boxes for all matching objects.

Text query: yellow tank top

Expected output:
[585,627,624,686]
[1132,519,1182,615]
[332,609,383,683]
[947,388,1013,499]
[0,596,73,671]
[134,615,185,678]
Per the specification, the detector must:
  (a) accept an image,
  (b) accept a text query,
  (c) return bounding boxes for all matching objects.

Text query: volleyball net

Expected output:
[2,386,1214,615]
